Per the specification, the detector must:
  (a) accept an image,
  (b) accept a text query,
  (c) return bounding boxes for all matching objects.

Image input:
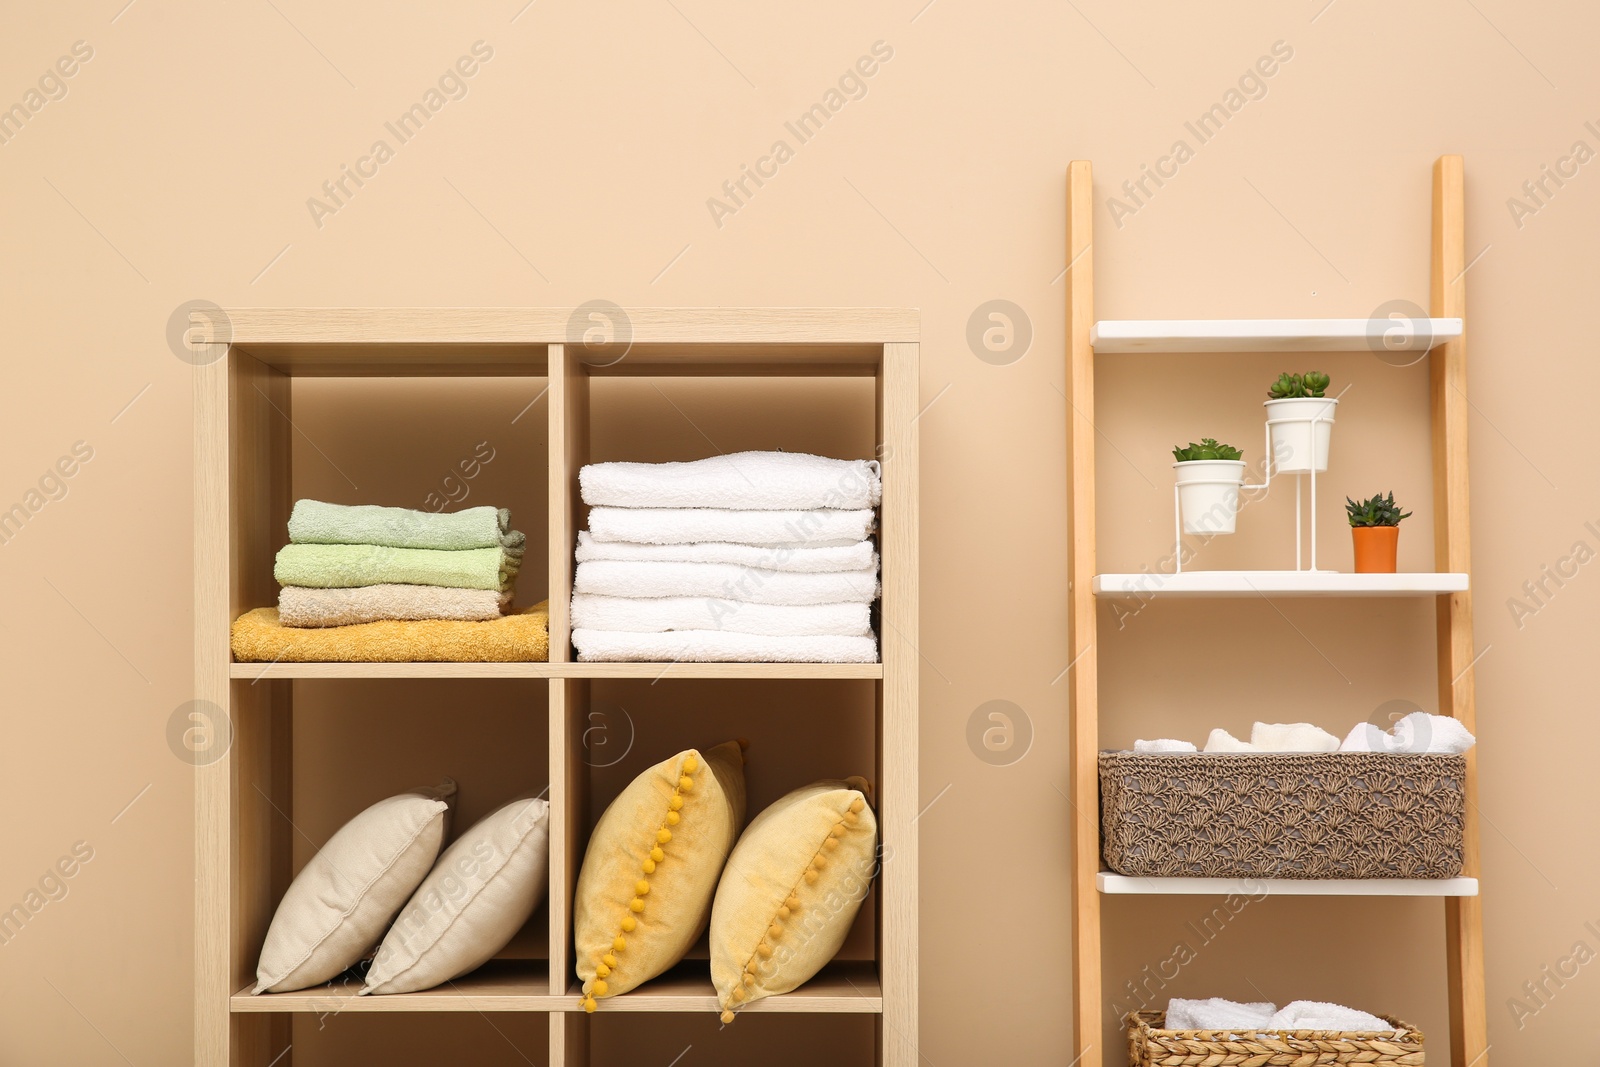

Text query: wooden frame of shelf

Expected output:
[193,308,919,1067]
[1064,158,1487,1067]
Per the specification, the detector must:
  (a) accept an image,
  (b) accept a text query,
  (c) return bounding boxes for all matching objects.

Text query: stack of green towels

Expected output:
[273,499,526,626]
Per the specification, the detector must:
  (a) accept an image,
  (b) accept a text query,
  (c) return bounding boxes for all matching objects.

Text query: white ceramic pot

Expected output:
[1173,459,1247,535]
[1264,396,1338,473]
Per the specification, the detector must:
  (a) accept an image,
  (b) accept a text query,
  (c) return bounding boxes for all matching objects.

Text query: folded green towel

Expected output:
[275,543,521,592]
[288,499,526,553]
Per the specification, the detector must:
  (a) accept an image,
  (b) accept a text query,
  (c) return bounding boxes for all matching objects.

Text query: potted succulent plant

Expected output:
[1346,491,1412,572]
[1172,438,1246,535]
[1265,371,1337,473]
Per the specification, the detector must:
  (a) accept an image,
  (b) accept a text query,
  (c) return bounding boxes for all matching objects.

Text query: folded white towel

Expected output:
[573,628,878,663]
[1251,721,1341,752]
[575,531,877,574]
[1134,739,1198,754]
[1340,711,1476,754]
[571,594,871,637]
[1203,728,1257,752]
[587,506,876,547]
[1266,1000,1392,1031]
[580,451,881,510]
[574,559,879,606]
[1164,997,1274,1030]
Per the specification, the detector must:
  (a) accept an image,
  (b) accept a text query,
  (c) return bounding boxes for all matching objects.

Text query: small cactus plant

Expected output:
[1345,491,1412,527]
[1267,371,1331,399]
[1172,438,1244,462]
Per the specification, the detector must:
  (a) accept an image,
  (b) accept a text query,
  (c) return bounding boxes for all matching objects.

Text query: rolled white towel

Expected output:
[1251,722,1341,752]
[1134,739,1198,754]
[574,559,879,606]
[575,530,877,574]
[1164,997,1274,1030]
[1203,728,1258,753]
[571,594,871,637]
[580,451,881,510]
[587,506,875,547]
[1340,711,1476,754]
[573,628,878,663]
[1266,1000,1392,1032]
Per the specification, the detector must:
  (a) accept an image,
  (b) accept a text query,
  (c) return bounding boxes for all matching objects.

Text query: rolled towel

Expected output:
[1164,997,1274,1031]
[586,507,875,547]
[275,543,521,593]
[573,628,877,664]
[1133,739,1198,754]
[575,531,877,574]
[279,585,512,627]
[231,604,549,663]
[1203,728,1258,753]
[288,499,525,552]
[1266,1000,1393,1032]
[573,560,879,606]
[1340,711,1476,754]
[1251,722,1341,753]
[571,594,870,637]
[580,451,881,510]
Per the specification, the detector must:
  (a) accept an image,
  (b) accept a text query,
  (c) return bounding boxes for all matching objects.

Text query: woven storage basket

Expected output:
[1100,751,1465,879]
[1126,1010,1425,1067]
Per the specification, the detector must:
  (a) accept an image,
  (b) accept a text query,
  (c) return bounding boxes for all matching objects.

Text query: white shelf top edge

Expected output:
[1090,317,1463,354]
[1098,873,1479,897]
[1092,571,1469,598]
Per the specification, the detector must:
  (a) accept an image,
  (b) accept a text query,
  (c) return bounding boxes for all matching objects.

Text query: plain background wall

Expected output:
[1,0,1596,1063]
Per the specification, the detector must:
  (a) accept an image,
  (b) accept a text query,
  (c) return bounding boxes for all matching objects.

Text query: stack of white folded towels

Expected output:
[570,450,882,663]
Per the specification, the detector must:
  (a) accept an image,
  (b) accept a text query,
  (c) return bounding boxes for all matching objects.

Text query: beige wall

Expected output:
[1,1,1595,1063]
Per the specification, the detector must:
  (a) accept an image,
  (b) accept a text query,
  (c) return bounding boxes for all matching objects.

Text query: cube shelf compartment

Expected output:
[193,309,919,1066]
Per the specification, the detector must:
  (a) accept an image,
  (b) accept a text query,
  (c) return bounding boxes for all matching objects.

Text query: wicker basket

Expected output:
[1100,751,1465,879]
[1126,1010,1425,1066]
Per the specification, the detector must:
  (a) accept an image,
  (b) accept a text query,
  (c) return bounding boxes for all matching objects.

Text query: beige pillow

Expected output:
[254,779,455,994]
[710,778,877,1022]
[575,741,746,1009]
[364,796,550,995]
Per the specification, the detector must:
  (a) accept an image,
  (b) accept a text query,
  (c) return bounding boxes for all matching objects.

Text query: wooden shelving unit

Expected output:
[193,308,919,1066]
[1064,158,1487,1066]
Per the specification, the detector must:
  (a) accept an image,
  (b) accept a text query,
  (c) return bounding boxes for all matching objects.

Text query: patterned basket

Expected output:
[1100,751,1465,879]
[1126,1010,1425,1066]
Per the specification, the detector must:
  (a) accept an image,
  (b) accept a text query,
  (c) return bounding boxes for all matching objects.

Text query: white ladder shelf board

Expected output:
[1098,873,1480,897]
[1090,318,1463,354]
[1092,571,1470,598]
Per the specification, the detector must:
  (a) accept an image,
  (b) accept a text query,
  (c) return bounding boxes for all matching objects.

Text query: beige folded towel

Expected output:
[279,585,513,627]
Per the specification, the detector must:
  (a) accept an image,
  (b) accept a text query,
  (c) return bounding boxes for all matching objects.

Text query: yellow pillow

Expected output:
[709,778,878,1022]
[575,740,746,1009]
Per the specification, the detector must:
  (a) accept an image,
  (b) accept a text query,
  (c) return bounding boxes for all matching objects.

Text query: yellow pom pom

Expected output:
[679,776,694,792]
[592,980,608,996]
[596,963,610,979]
[812,855,827,869]
[823,836,838,850]
[768,924,783,939]
[666,810,680,826]
[743,971,757,986]
[731,986,746,1002]
[843,811,858,825]
[602,954,617,969]
[642,859,656,874]
[630,897,645,913]
[657,828,673,844]
[583,997,597,1013]
[849,797,865,814]
[786,894,801,911]
[620,917,635,933]
[614,935,628,950]
[682,755,699,774]
[651,846,665,862]
[669,795,683,811]
[720,1009,735,1024]
[635,880,650,896]
[756,942,773,958]
[777,906,790,920]
[804,869,819,884]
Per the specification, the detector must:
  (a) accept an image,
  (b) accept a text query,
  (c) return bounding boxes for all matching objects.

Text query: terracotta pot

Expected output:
[1352,525,1400,573]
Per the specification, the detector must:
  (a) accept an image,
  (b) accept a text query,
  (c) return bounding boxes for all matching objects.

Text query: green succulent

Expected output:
[1172,438,1244,462]
[1345,491,1412,527]
[1267,371,1331,399]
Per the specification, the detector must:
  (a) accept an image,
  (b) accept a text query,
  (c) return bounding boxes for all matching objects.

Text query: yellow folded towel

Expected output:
[231,602,550,663]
